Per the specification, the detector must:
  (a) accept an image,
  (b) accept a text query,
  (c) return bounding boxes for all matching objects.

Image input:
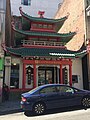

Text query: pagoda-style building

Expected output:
[4,7,86,92]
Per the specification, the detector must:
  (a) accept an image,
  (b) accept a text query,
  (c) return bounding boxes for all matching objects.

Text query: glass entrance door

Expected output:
[38,70,45,86]
[38,68,53,86]
[46,70,52,84]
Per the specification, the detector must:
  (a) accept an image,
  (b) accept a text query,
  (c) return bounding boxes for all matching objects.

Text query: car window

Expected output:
[40,86,56,94]
[56,86,74,93]
[56,86,65,92]
[65,87,74,93]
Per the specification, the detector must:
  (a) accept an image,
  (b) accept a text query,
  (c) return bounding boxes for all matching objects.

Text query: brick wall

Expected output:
[55,0,85,51]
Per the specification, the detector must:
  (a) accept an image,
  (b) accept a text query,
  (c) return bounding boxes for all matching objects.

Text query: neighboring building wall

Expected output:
[72,59,83,89]
[55,0,85,51]
[10,0,63,18]
[86,1,90,89]
[55,0,87,89]
[5,0,11,47]
[85,0,90,40]
[0,0,6,102]
[0,0,6,46]
[86,17,90,39]
[11,16,22,47]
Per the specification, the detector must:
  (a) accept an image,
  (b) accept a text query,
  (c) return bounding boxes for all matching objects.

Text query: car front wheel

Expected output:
[33,102,45,115]
[82,97,90,108]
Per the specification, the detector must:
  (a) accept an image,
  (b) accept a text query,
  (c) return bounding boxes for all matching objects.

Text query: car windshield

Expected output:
[28,87,40,94]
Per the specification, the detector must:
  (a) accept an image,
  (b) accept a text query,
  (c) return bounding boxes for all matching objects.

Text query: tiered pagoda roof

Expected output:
[5,46,87,58]
[12,26,76,43]
[4,7,87,59]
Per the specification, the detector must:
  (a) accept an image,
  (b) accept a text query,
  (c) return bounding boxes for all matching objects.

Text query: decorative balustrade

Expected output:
[21,40,64,46]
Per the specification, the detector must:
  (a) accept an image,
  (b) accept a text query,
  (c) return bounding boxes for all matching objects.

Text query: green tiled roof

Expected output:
[6,47,87,58]
[14,28,76,43]
[20,8,67,23]
[49,50,87,58]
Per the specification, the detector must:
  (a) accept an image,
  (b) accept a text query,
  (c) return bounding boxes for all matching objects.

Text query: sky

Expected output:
[10,0,63,18]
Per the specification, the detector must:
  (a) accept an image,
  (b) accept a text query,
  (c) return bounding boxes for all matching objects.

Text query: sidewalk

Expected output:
[0,100,22,115]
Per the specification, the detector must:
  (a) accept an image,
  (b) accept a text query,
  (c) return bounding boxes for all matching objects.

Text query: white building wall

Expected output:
[5,66,11,86]
[10,0,63,18]
[72,58,83,89]
[5,57,23,89]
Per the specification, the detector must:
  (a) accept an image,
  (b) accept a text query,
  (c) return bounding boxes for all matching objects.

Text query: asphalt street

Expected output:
[0,108,90,120]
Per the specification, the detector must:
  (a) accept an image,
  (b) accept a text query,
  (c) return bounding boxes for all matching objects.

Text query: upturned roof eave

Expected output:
[13,27,76,39]
[19,7,68,24]
[49,50,87,58]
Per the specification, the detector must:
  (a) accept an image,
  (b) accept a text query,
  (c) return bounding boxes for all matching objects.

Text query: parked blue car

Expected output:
[21,84,90,115]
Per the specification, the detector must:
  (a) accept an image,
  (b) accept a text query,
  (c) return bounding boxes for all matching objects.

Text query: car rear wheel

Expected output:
[33,102,45,115]
[82,97,90,108]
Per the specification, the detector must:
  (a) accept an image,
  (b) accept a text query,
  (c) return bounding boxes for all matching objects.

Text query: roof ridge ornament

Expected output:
[38,11,45,18]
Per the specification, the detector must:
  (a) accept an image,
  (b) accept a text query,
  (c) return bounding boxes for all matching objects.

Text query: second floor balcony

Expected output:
[21,40,65,47]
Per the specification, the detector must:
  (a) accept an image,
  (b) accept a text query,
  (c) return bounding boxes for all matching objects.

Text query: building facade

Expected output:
[3,6,87,96]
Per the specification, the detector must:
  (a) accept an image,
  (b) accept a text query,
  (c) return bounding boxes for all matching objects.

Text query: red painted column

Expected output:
[69,64,72,86]
[33,64,37,88]
[60,64,63,84]
[23,63,26,89]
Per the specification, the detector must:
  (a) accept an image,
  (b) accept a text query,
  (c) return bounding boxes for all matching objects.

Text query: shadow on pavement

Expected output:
[0,100,22,116]
[24,106,87,117]
[0,109,23,116]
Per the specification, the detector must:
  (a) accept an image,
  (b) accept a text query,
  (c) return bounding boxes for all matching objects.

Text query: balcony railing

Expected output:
[21,40,64,46]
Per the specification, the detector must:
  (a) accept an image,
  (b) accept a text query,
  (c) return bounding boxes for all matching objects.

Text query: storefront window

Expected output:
[38,70,45,86]
[38,69,53,86]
